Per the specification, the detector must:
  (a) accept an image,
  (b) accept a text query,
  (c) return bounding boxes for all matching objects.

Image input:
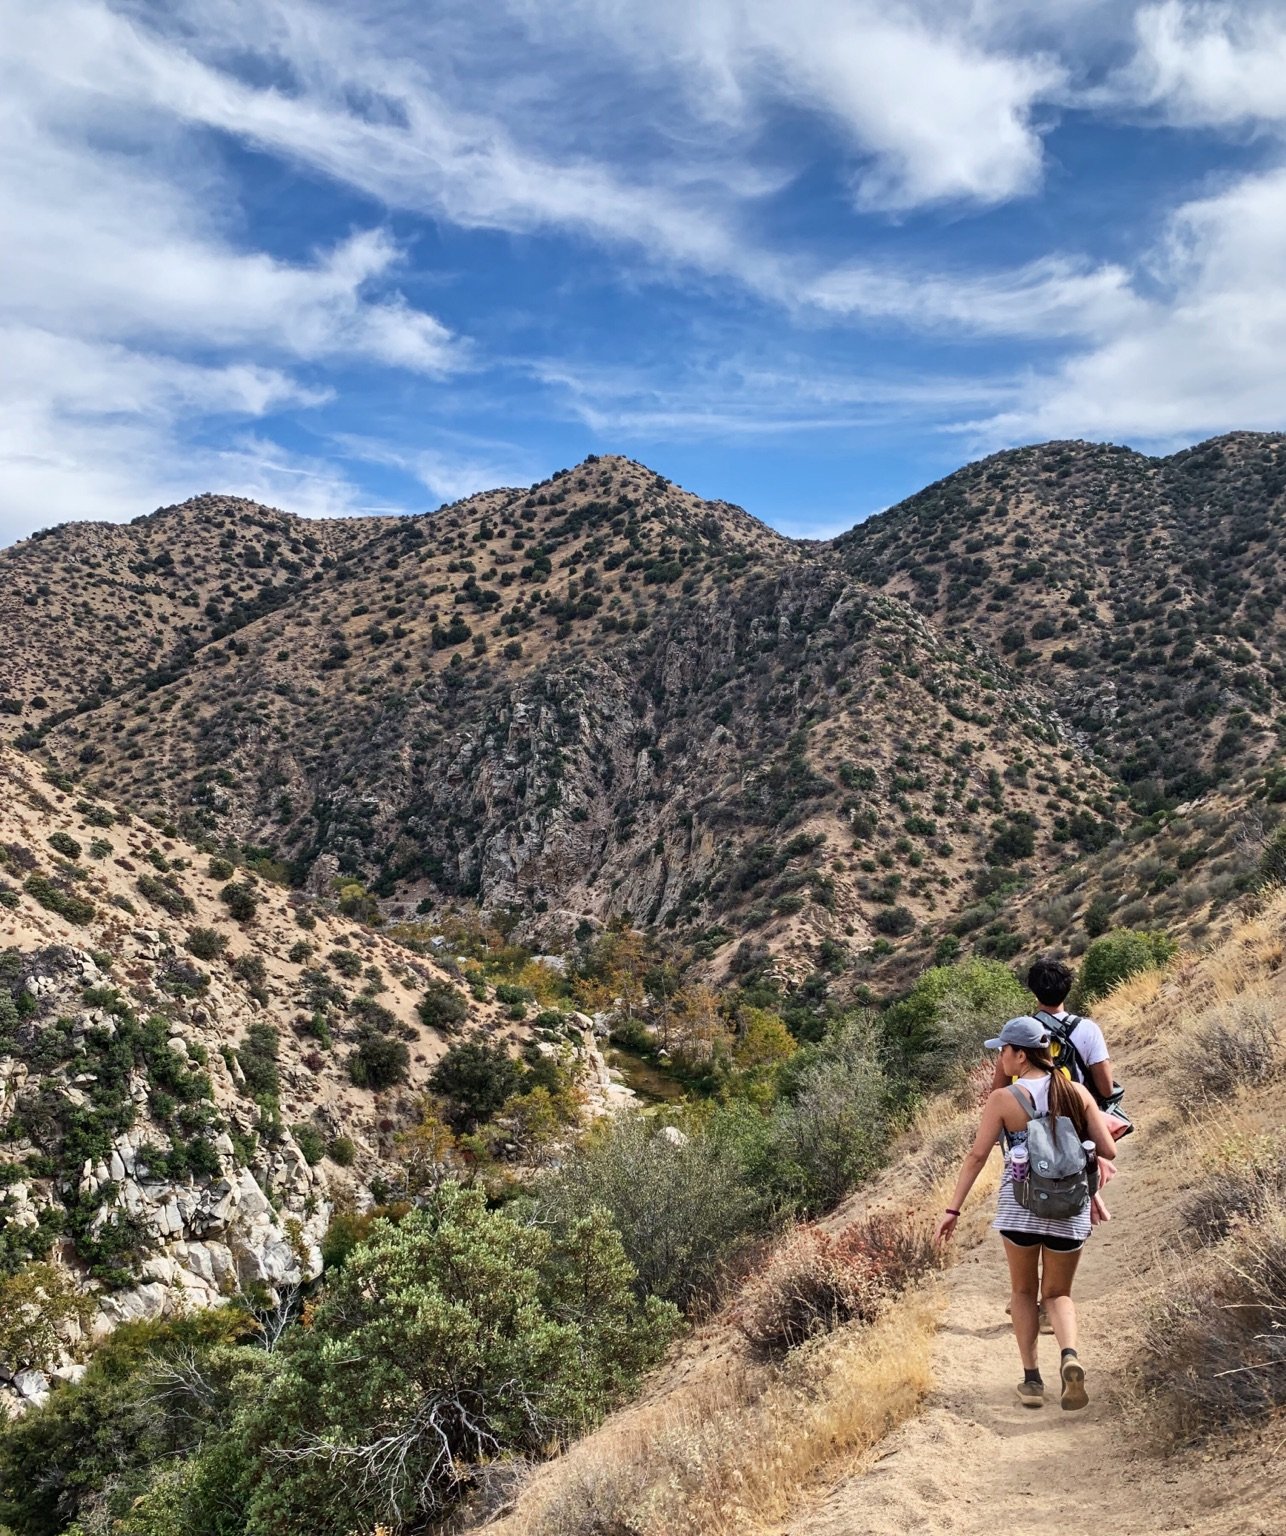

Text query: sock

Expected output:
[1024,1368,1043,1384]
[1061,1348,1078,1360]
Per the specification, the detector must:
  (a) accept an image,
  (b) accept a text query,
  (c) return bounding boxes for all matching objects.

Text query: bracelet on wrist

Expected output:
[944,1207,961,1217]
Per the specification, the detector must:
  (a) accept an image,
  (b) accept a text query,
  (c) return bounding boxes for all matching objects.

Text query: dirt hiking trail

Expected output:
[784,1131,1283,1536]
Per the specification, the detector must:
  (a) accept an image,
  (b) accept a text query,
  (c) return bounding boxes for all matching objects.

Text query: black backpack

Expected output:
[1033,1010,1125,1114]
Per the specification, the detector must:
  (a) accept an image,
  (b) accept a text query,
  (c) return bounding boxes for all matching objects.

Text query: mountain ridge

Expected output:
[2,434,1282,989]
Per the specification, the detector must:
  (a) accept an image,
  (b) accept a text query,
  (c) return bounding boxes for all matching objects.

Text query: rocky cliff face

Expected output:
[0,747,555,1413]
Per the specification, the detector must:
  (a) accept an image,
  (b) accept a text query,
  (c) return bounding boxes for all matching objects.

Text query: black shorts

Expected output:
[999,1229,1085,1253]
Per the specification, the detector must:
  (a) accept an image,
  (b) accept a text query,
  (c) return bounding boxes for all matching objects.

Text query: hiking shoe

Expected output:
[1060,1357,1088,1411]
[1038,1305,1054,1335]
[1016,1378,1045,1409]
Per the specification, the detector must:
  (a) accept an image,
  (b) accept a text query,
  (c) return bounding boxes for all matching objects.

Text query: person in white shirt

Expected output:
[989,958,1115,1106]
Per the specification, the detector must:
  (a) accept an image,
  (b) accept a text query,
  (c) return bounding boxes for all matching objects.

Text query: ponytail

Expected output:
[1024,1044,1089,1140]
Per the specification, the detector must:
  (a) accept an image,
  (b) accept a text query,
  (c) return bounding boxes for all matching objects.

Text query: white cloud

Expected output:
[0,91,460,374]
[337,434,541,504]
[3,0,746,276]
[512,0,1065,210]
[0,325,367,543]
[0,0,463,538]
[969,163,1286,443]
[1118,2,1286,127]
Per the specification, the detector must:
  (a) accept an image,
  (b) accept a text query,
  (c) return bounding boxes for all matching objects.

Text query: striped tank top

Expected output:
[992,1074,1092,1242]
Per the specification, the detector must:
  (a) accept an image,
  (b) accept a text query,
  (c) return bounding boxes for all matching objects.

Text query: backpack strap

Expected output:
[1035,1009,1091,1084]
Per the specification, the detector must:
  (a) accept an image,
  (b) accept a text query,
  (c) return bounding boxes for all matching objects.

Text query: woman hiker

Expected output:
[934,1016,1118,1410]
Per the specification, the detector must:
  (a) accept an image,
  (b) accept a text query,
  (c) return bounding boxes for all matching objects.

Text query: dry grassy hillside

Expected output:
[839,432,1286,809]
[4,457,1127,988]
[0,495,394,744]
[470,888,1286,1536]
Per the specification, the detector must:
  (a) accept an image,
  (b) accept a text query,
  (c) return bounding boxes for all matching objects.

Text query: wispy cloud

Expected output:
[513,0,1066,211]
[336,432,541,504]
[533,356,1020,439]
[0,0,464,534]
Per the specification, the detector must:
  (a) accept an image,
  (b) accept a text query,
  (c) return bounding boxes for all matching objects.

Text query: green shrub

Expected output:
[207,856,235,880]
[761,1018,894,1213]
[883,957,1027,1077]
[235,1186,678,1533]
[236,1023,280,1098]
[186,927,227,961]
[538,1114,760,1312]
[291,1123,325,1166]
[428,1041,524,1130]
[231,952,269,1004]
[136,874,194,918]
[348,1026,409,1090]
[872,905,915,937]
[220,881,259,922]
[24,875,96,925]
[1072,928,1178,1006]
[329,947,363,978]
[1083,894,1113,938]
[326,1134,357,1167]
[48,831,82,860]
[987,819,1036,866]
[414,977,470,1031]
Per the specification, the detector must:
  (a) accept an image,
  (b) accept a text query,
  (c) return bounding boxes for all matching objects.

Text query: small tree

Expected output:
[220,881,259,922]
[393,1103,459,1195]
[670,983,724,1064]
[349,1026,410,1090]
[496,1086,562,1167]
[0,1264,93,1370]
[236,1186,678,1534]
[1072,928,1178,1007]
[429,1041,525,1130]
[416,979,469,1031]
[538,1114,761,1311]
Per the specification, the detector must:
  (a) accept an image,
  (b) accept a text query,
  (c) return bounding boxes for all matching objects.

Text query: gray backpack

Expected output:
[1008,1084,1093,1220]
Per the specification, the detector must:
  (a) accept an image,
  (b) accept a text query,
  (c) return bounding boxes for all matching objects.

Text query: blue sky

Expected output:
[3,0,1286,544]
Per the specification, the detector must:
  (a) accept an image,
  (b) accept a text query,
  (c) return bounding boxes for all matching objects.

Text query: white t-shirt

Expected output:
[1038,1009,1108,1068]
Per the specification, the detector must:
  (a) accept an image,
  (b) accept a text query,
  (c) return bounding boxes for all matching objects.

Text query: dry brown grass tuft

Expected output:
[1136,1198,1286,1444]
[1171,994,1281,1105]
[483,1289,938,1536]
[734,1213,945,1355]
[1103,887,1286,1447]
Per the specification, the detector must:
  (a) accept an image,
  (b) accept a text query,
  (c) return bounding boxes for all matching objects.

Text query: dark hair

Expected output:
[1019,1043,1090,1140]
[1026,958,1074,1008]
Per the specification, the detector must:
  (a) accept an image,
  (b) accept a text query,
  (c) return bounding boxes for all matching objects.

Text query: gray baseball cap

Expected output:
[983,1016,1052,1051]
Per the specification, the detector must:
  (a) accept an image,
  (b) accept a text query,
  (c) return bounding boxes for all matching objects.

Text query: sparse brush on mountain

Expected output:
[12,443,1277,990]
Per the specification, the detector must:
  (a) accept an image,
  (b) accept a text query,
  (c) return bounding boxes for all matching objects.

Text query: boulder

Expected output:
[12,1370,50,1408]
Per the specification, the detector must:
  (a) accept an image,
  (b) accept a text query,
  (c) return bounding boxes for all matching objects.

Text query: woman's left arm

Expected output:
[934,1090,1007,1243]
